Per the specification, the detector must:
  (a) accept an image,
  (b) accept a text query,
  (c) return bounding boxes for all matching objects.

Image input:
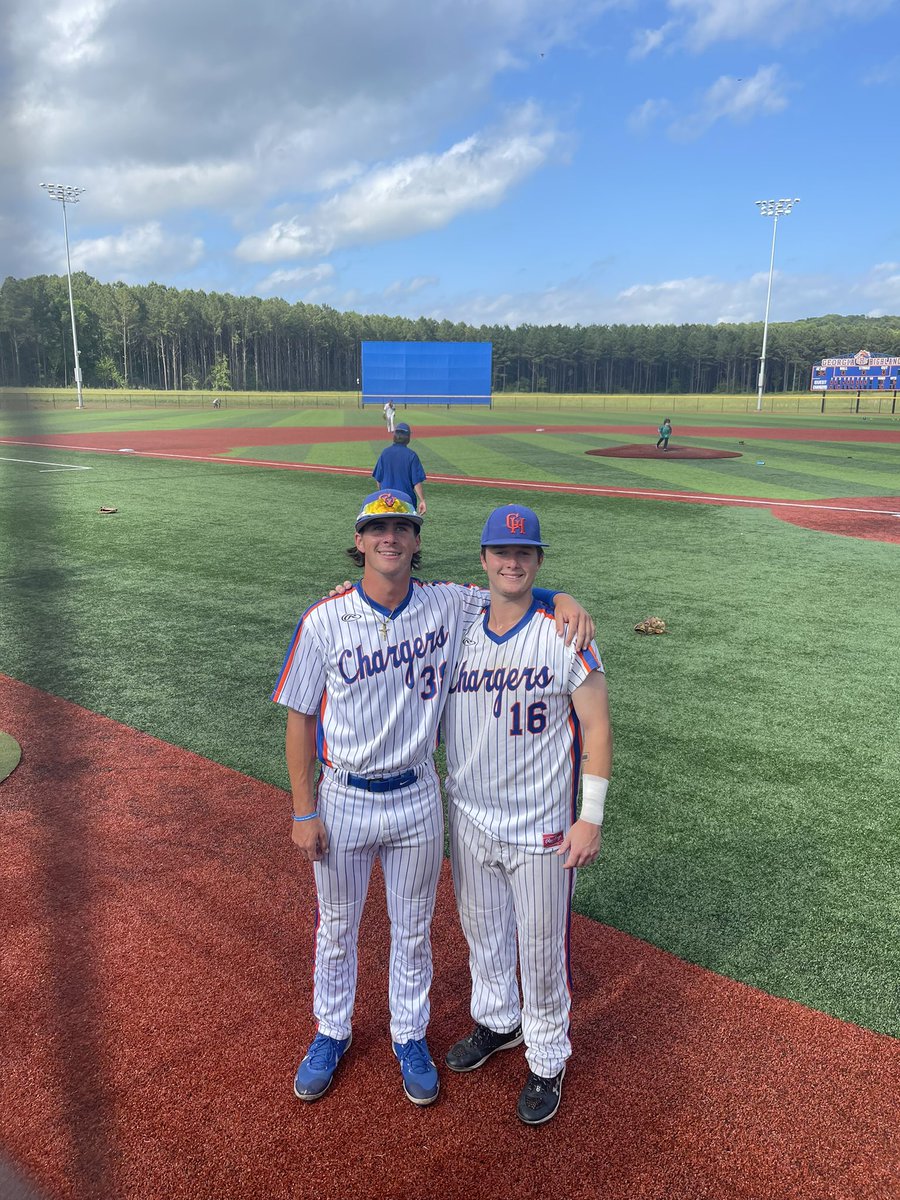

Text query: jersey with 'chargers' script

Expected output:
[272,579,489,775]
[443,597,603,848]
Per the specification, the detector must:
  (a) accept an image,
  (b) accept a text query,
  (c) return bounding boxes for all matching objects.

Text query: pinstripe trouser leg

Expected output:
[450,804,573,1077]
[449,804,522,1036]
[312,777,379,1040]
[312,771,443,1043]
[380,771,443,1043]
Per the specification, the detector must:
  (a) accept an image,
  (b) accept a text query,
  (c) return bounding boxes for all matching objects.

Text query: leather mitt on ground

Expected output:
[634,616,667,634]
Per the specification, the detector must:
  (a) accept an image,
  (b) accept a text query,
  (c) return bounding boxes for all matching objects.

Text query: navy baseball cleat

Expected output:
[293,1032,352,1101]
[517,1066,565,1125]
[393,1037,439,1105]
[445,1023,524,1072]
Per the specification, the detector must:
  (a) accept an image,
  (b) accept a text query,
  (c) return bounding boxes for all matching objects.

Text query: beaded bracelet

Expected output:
[291,811,319,822]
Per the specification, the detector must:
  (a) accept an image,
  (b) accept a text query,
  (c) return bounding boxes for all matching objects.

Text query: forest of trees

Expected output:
[2,272,898,395]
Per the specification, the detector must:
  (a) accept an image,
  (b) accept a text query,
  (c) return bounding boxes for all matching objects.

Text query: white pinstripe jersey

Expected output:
[443,598,603,848]
[272,580,488,775]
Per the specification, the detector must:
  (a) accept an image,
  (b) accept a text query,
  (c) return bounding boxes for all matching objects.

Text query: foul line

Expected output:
[0,439,896,517]
[0,455,92,471]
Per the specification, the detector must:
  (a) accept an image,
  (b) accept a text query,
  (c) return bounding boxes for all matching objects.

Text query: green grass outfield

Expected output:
[2,400,897,502]
[1,404,898,1039]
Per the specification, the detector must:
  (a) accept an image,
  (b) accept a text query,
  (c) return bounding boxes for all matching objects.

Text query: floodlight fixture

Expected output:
[754,197,799,412]
[41,181,86,409]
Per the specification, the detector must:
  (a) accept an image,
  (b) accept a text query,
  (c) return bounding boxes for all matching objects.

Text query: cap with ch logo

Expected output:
[480,504,548,548]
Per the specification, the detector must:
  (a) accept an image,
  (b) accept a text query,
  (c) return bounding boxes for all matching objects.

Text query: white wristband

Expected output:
[580,775,608,825]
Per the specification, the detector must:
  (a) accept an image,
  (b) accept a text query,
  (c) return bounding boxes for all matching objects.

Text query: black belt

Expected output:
[345,769,417,793]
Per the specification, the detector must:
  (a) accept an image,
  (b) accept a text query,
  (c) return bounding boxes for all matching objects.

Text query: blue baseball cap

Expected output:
[395,422,411,434]
[355,490,423,531]
[481,504,548,548]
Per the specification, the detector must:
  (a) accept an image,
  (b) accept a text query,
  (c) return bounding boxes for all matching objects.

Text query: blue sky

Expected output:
[7,0,900,326]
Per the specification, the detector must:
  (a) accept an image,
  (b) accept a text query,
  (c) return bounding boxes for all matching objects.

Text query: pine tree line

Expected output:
[2,272,898,394]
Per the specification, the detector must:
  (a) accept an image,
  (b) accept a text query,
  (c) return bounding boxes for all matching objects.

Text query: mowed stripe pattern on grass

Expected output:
[0,675,897,1200]
[4,422,898,501]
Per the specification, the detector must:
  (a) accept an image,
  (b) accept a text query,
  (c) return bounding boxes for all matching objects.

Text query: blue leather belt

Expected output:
[345,769,417,793]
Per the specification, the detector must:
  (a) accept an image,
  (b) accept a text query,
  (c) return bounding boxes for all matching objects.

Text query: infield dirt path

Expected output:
[4,422,900,456]
[1,676,897,1200]
[2,425,898,542]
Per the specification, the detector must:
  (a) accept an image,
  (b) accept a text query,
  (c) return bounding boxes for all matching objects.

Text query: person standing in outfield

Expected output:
[271,490,594,1109]
[442,504,613,1126]
[383,399,396,433]
[373,423,427,515]
[656,418,672,451]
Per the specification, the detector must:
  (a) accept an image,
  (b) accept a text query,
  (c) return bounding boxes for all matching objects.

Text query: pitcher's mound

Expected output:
[586,444,742,460]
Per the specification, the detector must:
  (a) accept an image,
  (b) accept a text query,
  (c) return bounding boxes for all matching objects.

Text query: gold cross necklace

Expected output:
[362,589,405,639]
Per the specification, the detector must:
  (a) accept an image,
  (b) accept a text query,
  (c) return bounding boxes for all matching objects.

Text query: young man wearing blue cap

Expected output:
[442,504,613,1125]
[272,491,594,1110]
[372,423,427,515]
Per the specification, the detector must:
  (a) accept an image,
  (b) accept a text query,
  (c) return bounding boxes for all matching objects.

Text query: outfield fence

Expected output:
[1,388,897,417]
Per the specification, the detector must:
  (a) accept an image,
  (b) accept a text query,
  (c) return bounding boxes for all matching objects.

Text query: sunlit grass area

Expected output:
[1,438,897,1037]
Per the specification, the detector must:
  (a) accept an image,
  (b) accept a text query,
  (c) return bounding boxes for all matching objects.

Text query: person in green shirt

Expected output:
[656,418,672,451]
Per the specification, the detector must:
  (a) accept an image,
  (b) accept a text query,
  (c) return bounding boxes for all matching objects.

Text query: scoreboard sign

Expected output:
[810,349,900,391]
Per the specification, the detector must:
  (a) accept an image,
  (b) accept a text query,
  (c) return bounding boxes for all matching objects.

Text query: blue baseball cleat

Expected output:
[293,1032,352,1101]
[393,1037,439,1106]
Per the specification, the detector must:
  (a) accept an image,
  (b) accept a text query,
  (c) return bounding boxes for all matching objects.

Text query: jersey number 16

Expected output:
[509,700,547,735]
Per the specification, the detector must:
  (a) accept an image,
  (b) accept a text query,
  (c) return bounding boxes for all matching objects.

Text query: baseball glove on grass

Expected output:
[634,616,667,635]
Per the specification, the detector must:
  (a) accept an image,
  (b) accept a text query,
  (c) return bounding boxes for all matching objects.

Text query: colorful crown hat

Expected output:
[355,490,423,530]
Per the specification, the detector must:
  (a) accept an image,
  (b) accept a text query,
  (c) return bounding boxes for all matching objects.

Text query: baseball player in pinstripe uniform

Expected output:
[443,503,613,1125]
[271,490,594,1108]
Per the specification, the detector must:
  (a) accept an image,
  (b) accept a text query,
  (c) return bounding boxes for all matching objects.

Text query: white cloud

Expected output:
[384,276,439,298]
[668,65,789,139]
[863,56,900,86]
[255,263,336,295]
[856,262,900,315]
[666,0,892,49]
[629,23,676,59]
[36,0,116,66]
[627,98,672,133]
[70,222,204,277]
[10,0,589,224]
[236,113,560,262]
[394,263,897,328]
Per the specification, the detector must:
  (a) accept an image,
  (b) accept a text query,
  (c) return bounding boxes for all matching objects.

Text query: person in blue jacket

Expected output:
[373,423,427,514]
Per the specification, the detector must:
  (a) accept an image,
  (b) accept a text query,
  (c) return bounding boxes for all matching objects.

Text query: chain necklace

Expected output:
[362,588,406,639]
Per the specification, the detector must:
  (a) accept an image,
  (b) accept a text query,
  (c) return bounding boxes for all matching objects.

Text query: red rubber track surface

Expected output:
[1,676,897,1200]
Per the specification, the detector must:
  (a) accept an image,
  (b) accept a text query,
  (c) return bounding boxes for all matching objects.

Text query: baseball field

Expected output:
[0,399,898,1199]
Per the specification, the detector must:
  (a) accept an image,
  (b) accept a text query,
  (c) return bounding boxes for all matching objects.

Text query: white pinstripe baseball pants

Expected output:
[449,803,575,1078]
[311,767,443,1044]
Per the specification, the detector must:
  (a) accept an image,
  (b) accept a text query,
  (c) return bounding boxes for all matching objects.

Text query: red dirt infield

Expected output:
[586,444,742,459]
[4,421,900,457]
[2,425,898,543]
[1,675,898,1200]
[770,495,900,542]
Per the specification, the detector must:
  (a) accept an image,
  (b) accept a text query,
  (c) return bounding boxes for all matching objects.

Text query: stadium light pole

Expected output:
[41,182,86,410]
[754,198,799,412]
